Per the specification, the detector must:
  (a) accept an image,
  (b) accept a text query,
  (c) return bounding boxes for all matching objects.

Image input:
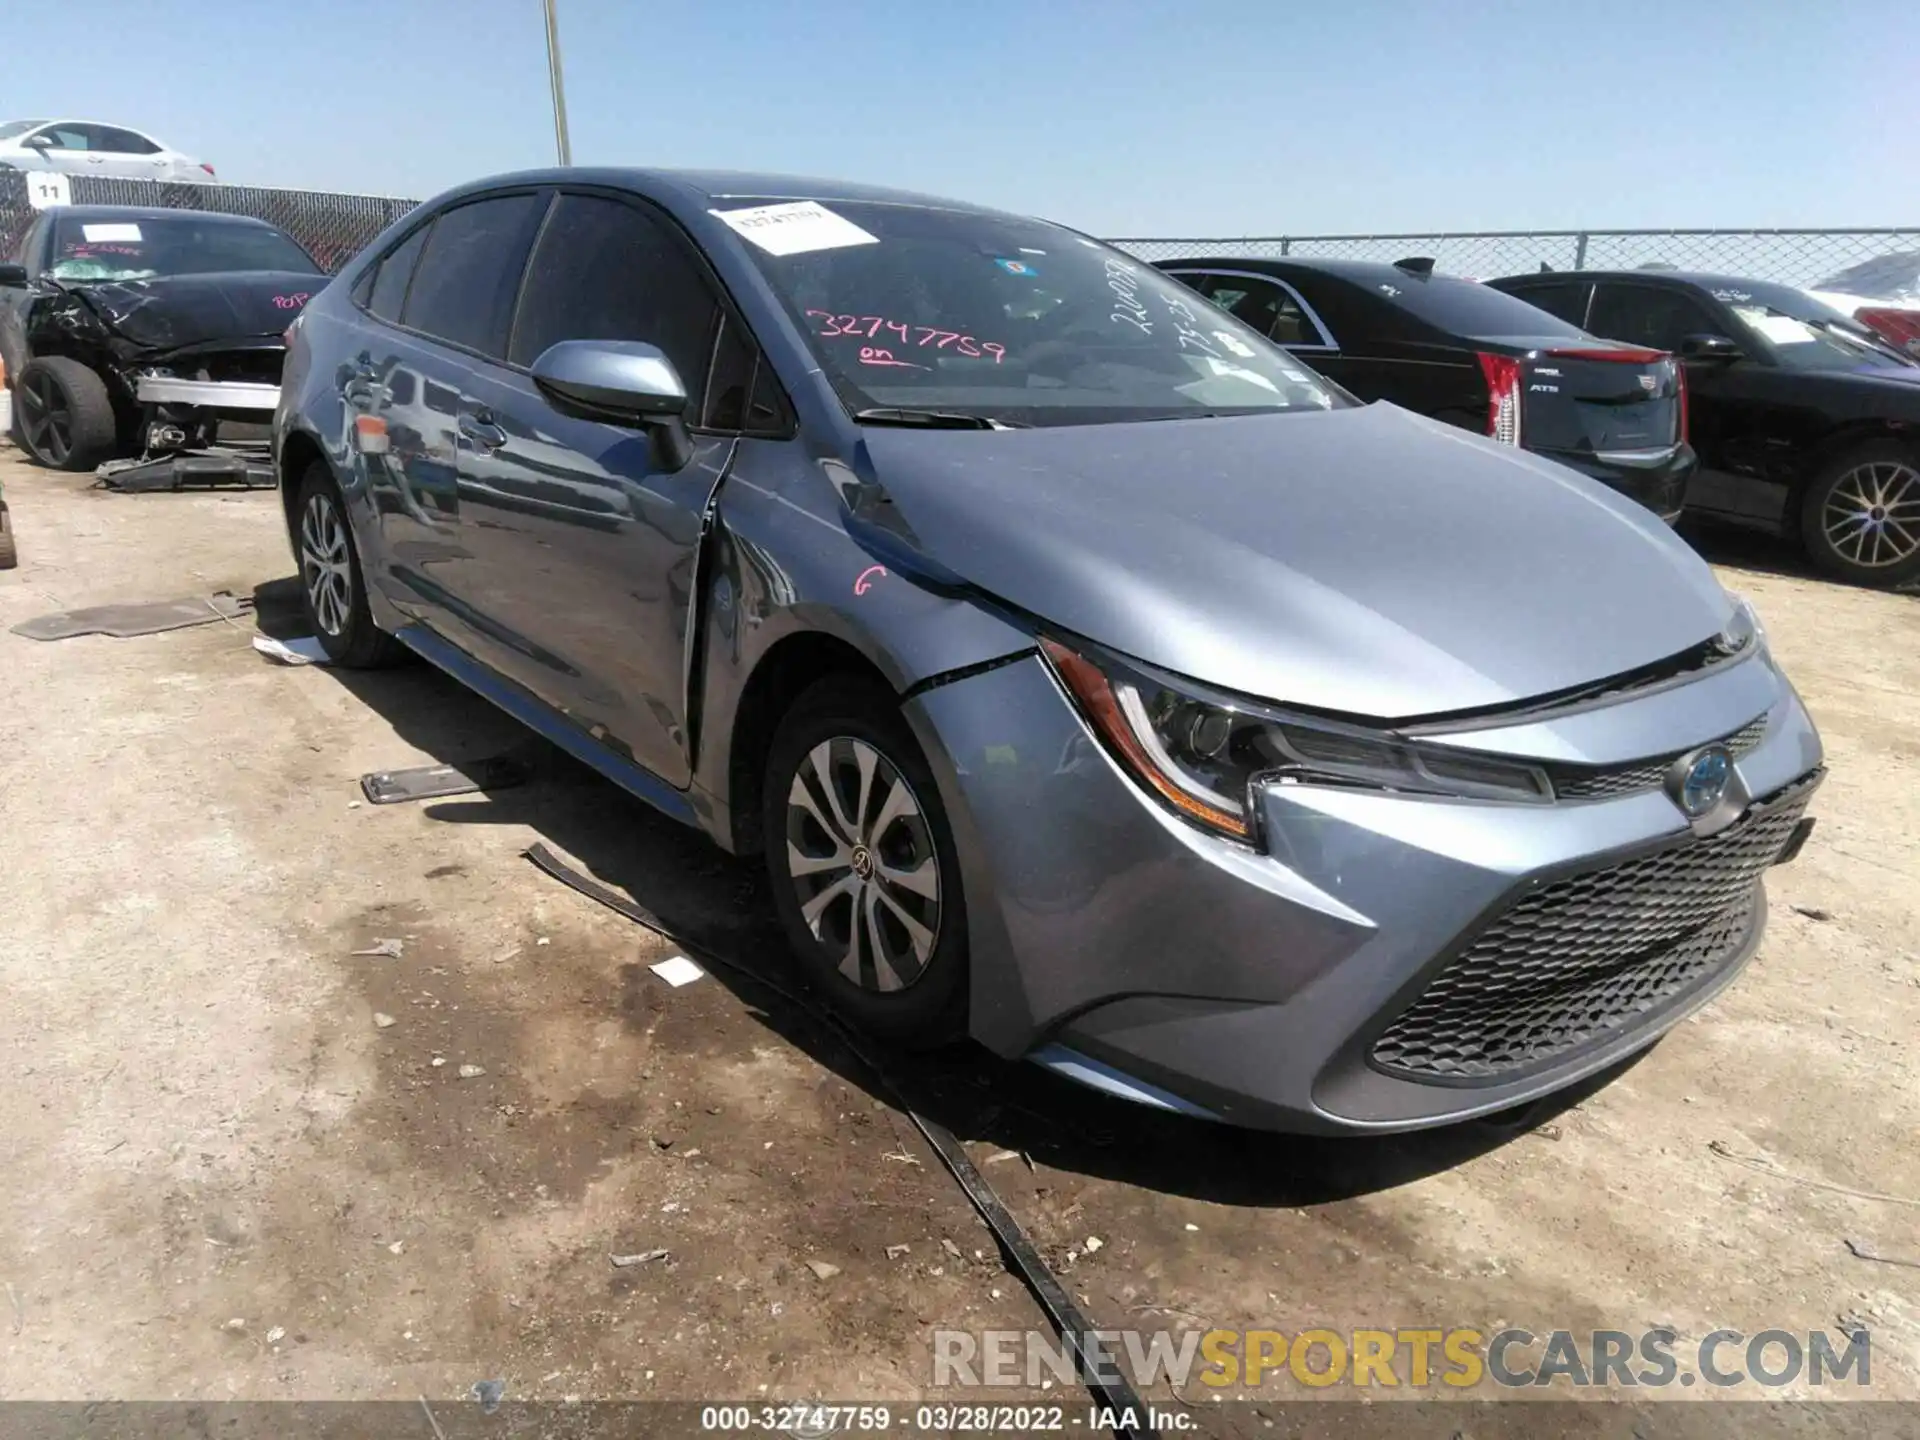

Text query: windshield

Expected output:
[0,120,45,141]
[47,215,319,282]
[1725,298,1914,370]
[717,198,1342,427]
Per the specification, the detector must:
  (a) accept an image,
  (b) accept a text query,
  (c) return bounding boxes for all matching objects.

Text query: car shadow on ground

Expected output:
[1677,516,1819,582]
[254,572,1632,1212]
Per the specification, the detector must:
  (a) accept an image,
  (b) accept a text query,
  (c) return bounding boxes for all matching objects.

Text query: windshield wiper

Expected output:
[852,407,1023,430]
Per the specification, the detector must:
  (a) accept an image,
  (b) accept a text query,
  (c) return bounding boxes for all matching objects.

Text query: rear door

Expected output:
[452,189,749,789]
[1303,272,1485,424]
[92,127,169,181]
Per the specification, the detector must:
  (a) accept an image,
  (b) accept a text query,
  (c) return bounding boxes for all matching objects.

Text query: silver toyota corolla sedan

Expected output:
[274,169,1824,1133]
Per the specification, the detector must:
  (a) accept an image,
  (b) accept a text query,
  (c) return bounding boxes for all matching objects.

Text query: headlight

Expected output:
[1717,591,1764,655]
[1040,639,1553,843]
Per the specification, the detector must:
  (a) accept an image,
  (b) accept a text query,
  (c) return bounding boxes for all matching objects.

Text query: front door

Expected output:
[21,123,95,177]
[449,190,745,789]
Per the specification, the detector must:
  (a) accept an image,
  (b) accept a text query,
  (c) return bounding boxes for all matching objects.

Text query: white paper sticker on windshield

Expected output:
[710,202,877,257]
[81,222,142,242]
[1736,309,1819,345]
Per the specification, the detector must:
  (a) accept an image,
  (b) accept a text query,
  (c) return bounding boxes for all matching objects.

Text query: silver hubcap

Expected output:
[1824,461,1920,569]
[300,493,354,637]
[785,737,941,994]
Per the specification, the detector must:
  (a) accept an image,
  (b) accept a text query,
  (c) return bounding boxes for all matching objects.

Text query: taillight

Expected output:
[1853,307,1920,356]
[200,163,216,177]
[1475,352,1523,445]
[1673,358,1689,444]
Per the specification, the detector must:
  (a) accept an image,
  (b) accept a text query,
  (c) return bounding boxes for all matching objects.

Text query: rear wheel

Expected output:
[1800,440,1920,588]
[762,678,969,1047]
[13,357,118,472]
[293,463,405,667]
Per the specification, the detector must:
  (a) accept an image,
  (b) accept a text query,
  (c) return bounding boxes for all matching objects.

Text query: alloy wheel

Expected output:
[17,372,71,466]
[299,491,354,637]
[784,737,942,993]
[1823,460,1920,569]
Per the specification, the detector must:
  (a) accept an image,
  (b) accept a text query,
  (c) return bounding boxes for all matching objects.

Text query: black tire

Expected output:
[0,502,16,571]
[12,357,119,472]
[1799,439,1920,588]
[292,462,405,667]
[762,676,969,1047]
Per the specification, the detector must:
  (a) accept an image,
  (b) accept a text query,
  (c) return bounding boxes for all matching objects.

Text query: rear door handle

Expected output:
[458,410,508,452]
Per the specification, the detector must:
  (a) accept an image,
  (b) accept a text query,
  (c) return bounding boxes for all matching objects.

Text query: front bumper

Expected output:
[1542,442,1696,524]
[134,376,280,411]
[906,645,1822,1134]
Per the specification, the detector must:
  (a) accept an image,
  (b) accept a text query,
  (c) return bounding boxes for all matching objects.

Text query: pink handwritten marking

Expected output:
[272,293,312,310]
[805,309,1006,363]
[853,565,887,596]
[857,346,927,370]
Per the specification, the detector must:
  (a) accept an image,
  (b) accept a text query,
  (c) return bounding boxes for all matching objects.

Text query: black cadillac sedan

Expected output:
[1490,269,1920,588]
[1158,256,1695,522]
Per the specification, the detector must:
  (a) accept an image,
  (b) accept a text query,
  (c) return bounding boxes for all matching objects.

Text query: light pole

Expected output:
[542,0,573,166]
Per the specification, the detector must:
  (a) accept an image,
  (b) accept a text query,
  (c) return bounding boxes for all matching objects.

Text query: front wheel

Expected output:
[292,463,405,667]
[762,678,969,1047]
[13,357,118,472]
[1799,440,1920,588]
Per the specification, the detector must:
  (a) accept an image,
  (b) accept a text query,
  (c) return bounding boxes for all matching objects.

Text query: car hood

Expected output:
[854,403,1732,721]
[72,271,320,354]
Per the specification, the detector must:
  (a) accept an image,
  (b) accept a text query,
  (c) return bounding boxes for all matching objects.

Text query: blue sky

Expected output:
[4,0,1915,236]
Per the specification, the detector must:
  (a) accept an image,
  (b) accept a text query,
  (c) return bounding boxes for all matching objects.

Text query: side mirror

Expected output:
[530,339,692,469]
[1679,333,1743,362]
[0,263,27,288]
[20,133,52,149]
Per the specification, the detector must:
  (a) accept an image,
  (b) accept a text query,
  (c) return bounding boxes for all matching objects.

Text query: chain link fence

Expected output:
[1110,229,1920,289]
[2,169,1915,292]
[0,170,418,273]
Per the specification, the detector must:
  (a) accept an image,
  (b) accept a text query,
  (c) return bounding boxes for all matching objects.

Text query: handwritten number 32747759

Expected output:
[805,311,1006,364]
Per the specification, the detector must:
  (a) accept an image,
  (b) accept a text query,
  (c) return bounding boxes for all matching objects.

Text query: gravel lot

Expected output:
[0,448,1915,1431]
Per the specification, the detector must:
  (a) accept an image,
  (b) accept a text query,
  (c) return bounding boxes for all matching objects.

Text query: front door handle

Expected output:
[458,411,508,452]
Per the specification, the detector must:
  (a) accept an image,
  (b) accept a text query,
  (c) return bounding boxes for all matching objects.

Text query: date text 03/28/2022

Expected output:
[698,1403,1192,1433]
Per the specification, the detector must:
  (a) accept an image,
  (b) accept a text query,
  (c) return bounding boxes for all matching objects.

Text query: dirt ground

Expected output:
[0,446,1916,1430]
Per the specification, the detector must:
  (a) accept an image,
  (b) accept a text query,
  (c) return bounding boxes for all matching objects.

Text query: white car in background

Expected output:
[1808,250,1920,358]
[0,119,217,184]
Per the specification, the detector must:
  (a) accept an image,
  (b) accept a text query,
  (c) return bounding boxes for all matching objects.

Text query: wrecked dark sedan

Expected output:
[0,206,323,477]
[276,169,1824,1134]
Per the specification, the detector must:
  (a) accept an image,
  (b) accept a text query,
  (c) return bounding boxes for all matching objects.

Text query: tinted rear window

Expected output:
[367,224,428,323]
[401,194,542,357]
[1498,280,1592,327]
[1371,274,1588,339]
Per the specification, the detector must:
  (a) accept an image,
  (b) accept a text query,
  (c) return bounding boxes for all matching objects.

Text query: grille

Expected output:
[1550,714,1769,802]
[1370,780,1815,1081]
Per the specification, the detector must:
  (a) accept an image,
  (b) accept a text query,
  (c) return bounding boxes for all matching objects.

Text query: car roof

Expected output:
[1493,269,1771,291]
[7,119,154,134]
[39,205,276,227]
[431,166,1029,221]
[1159,255,1483,287]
